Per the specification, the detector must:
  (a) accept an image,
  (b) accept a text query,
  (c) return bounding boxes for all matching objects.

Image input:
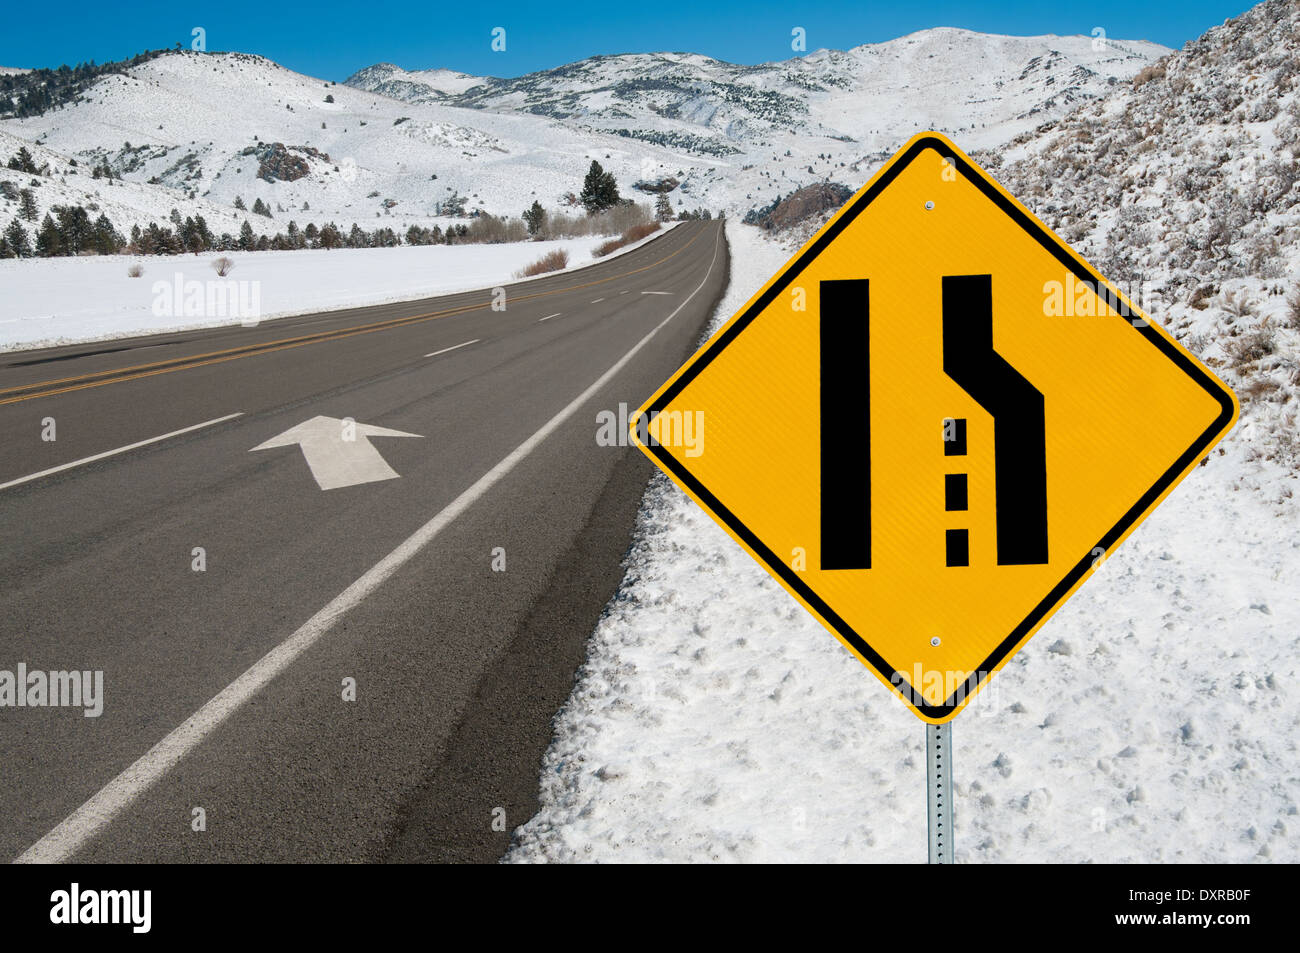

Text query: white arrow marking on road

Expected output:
[249,415,421,490]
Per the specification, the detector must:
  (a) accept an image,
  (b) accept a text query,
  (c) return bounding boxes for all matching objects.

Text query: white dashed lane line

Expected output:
[0,413,245,492]
[424,339,480,358]
[538,313,562,322]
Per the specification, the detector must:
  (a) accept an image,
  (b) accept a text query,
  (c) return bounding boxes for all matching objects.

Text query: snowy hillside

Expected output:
[350,30,1167,209]
[0,51,694,240]
[979,0,1300,469]
[507,3,1300,863]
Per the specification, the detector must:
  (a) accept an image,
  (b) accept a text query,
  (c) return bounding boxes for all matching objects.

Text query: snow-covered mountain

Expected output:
[0,29,1166,247]
[349,30,1167,174]
[0,51,684,240]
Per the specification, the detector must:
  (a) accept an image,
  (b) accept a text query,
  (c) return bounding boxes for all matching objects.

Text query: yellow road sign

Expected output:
[632,132,1238,723]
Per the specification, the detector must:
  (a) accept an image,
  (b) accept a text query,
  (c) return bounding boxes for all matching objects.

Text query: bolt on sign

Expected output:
[631,132,1238,723]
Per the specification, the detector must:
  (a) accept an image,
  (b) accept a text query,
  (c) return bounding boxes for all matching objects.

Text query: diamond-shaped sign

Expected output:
[632,132,1237,723]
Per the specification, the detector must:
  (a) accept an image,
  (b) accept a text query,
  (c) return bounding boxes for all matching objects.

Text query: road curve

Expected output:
[0,220,729,862]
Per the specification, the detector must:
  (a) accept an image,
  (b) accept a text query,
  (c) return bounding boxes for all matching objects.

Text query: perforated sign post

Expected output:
[631,132,1238,862]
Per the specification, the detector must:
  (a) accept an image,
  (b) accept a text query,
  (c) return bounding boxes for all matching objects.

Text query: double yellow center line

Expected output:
[0,224,706,407]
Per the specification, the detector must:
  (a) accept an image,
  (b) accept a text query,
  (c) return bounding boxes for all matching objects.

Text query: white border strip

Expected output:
[16,223,723,863]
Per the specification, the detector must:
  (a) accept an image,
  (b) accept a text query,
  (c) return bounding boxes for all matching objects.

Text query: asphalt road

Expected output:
[0,220,729,862]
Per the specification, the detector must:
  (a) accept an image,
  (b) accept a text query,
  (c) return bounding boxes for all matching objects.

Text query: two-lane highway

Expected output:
[0,220,728,862]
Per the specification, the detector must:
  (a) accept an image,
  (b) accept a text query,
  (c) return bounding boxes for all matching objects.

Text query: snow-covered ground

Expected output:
[505,220,1300,863]
[0,229,667,350]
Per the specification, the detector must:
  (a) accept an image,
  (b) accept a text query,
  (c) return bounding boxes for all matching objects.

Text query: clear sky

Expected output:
[0,0,1260,81]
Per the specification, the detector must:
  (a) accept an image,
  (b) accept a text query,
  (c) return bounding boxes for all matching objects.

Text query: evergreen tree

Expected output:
[5,218,31,257]
[580,161,619,216]
[523,200,546,236]
[90,213,122,254]
[35,213,60,256]
[7,146,37,174]
[54,205,92,254]
[655,193,673,222]
[194,214,213,250]
[238,220,255,251]
[319,223,342,249]
[252,197,271,217]
[234,196,246,211]
[18,188,37,222]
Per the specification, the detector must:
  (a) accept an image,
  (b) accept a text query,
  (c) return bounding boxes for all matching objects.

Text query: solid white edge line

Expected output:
[538,313,562,322]
[15,223,724,864]
[424,339,481,358]
[0,413,245,492]
[642,291,672,295]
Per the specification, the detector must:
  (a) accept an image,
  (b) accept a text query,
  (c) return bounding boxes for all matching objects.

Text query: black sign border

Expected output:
[644,135,1237,720]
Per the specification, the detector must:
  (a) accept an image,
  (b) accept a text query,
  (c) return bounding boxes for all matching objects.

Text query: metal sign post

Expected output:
[926,722,953,864]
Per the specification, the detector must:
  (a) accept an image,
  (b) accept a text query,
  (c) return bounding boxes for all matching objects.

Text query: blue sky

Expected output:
[1,0,1258,81]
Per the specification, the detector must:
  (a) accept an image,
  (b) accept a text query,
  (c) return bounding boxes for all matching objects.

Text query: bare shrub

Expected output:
[211,256,234,277]
[535,202,653,241]
[515,249,568,278]
[1223,326,1276,365]
[593,221,662,257]
[1237,376,1282,402]
[1132,62,1167,88]
[1219,289,1256,319]
[126,263,144,277]
[1288,287,1300,330]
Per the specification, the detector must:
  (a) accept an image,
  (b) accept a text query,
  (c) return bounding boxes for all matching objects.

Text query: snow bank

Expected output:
[0,228,671,351]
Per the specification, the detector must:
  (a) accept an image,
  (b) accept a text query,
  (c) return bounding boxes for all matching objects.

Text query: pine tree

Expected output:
[18,188,38,222]
[7,146,37,174]
[523,200,546,236]
[54,205,92,254]
[319,223,342,249]
[655,193,673,222]
[35,213,61,256]
[4,219,30,257]
[580,161,619,216]
[252,197,271,217]
[194,214,213,250]
[234,196,246,211]
[90,213,121,254]
[239,220,255,251]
